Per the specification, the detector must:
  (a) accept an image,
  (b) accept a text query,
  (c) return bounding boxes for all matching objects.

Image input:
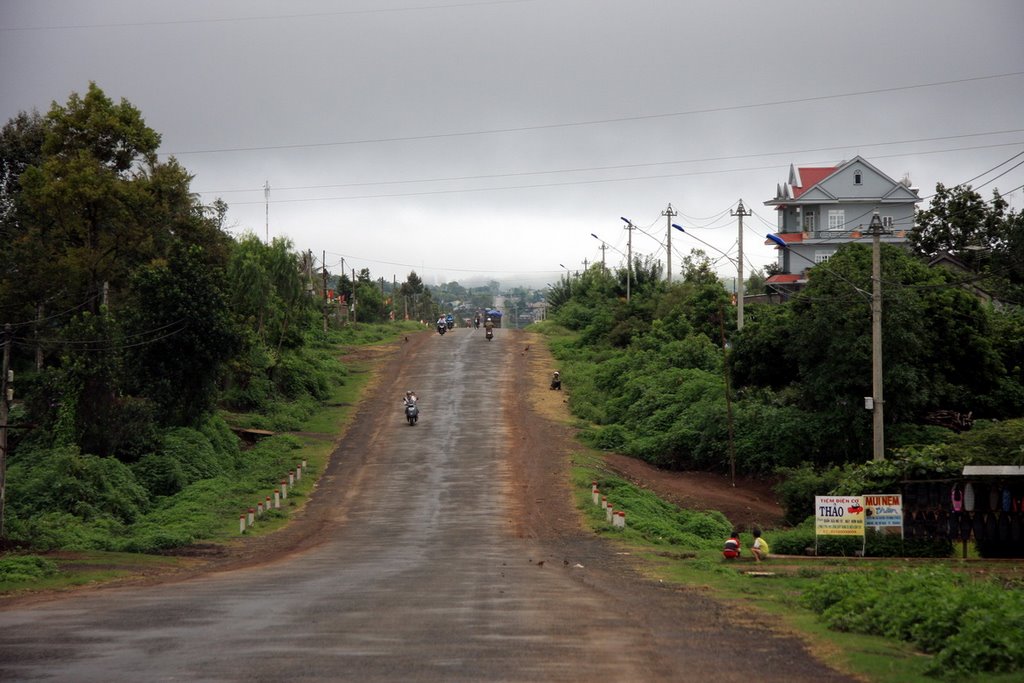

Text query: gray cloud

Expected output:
[2,0,1023,285]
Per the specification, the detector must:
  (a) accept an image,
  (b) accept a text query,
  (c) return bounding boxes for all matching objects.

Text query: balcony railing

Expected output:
[793,229,909,241]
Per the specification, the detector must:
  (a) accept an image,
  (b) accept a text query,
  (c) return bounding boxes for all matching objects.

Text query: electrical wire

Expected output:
[194,129,1024,196]
[167,72,1024,156]
[1,0,537,32]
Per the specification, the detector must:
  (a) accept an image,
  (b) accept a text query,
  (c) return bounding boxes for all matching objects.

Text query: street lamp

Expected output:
[558,263,571,294]
[673,224,738,266]
[591,232,628,272]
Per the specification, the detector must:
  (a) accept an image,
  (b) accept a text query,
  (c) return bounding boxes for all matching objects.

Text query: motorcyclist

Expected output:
[474,315,480,328]
[436,315,446,330]
[403,390,418,407]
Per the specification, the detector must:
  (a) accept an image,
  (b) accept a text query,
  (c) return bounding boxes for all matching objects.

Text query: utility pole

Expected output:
[581,258,589,272]
[264,181,270,244]
[662,203,677,284]
[866,210,890,461]
[597,242,607,271]
[352,268,357,324]
[731,199,752,330]
[621,217,634,303]
[322,251,329,332]
[1,324,11,537]
[717,309,736,487]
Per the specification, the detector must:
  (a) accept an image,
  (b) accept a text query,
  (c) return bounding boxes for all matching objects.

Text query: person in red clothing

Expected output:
[722,531,742,559]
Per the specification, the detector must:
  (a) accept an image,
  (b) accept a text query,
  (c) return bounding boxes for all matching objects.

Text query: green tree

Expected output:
[122,245,241,429]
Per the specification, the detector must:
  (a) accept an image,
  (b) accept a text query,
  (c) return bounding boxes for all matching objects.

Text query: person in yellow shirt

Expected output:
[751,528,770,562]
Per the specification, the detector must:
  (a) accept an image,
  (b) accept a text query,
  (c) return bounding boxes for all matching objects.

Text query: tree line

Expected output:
[0,84,440,547]
[542,183,1024,498]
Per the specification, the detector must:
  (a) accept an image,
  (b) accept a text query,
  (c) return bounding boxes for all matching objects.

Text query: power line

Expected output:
[1,0,536,32]
[167,72,1024,156]
[955,149,1024,188]
[194,128,1024,195]
[217,140,1024,206]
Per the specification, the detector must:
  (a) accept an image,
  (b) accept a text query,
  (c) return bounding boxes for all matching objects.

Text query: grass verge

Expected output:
[0,328,403,597]
[571,449,1024,683]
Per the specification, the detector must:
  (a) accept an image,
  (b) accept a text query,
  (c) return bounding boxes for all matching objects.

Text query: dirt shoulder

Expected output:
[511,330,784,532]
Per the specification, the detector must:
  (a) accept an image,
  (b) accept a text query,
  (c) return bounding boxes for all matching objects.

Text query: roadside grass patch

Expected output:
[0,552,186,594]
[572,460,731,550]
[0,555,58,583]
[570,458,1024,683]
[1,323,402,590]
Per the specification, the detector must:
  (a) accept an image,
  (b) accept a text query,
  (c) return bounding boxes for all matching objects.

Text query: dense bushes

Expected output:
[769,520,952,558]
[4,426,306,552]
[802,566,1024,678]
[0,555,59,583]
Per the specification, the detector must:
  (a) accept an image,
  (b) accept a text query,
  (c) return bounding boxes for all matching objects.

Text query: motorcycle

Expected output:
[445,315,454,330]
[404,401,419,425]
[437,322,446,335]
[485,328,493,341]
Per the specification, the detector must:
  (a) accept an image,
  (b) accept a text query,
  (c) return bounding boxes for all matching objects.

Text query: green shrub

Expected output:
[8,511,127,551]
[161,428,228,484]
[592,476,731,549]
[773,464,843,526]
[131,453,188,497]
[0,555,59,582]
[199,413,241,464]
[802,566,1024,679]
[7,447,150,524]
[586,424,631,451]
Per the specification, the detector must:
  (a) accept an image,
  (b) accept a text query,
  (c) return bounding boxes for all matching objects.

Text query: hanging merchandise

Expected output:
[963,482,976,512]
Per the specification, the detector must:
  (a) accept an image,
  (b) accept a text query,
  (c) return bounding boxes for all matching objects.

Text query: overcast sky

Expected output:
[2,0,1023,288]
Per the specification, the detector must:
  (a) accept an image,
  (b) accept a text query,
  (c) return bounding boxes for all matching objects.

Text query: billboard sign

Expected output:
[815,495,866,536]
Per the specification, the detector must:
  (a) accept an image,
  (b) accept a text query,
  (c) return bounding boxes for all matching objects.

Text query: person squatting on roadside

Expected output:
[723,531,741,559]
[550,371,561,390]
[751,528,770,562]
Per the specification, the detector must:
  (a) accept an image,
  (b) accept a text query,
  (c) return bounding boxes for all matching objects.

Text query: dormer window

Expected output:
[854,170,863,185]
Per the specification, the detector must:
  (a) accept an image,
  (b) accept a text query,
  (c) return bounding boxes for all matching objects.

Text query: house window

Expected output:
[828,210,845,231]
[803,212,816,231]
[854,170,863,185]
[814,251,832,264]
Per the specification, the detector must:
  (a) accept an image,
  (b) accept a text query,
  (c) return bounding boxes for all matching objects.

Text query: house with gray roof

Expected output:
[763,155,921,292]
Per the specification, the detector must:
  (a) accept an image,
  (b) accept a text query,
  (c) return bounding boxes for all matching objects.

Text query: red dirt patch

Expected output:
[602,454,785,531]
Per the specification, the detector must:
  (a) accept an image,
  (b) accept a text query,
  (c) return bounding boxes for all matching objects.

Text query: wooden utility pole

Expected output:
[731,200,752,330]
[1,324,11,537]
[662,203,677,284]
[352,268,357,323]
[717,309,736,487]
[322,251,329,332]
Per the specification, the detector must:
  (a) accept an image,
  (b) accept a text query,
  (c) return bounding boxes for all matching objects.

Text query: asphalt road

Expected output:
[0,327,856,682]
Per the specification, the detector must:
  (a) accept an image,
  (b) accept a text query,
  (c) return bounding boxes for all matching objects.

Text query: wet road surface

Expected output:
[0,328,856,682]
